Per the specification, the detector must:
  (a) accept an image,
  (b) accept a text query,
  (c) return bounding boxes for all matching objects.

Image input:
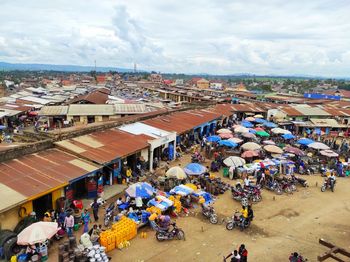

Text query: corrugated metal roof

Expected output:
[310,118,346,128]
[230,104,266,113]
[279,106,304,116]
[293,106,330,116]
[119,122,171,138]
[114,104,147,114]
[67,104,114,116]
[55,129,150,164]
[68,90,108,104]
[0,183,27,213]
[143,109,221,134]
[17,96,54,105]
[322,107,350,117]
[0,149,100,199]
[39,106,69,116]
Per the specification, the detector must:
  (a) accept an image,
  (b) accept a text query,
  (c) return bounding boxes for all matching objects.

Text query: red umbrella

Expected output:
[254,127,265,131]
[241,150,259,158]
[284,146,304,156]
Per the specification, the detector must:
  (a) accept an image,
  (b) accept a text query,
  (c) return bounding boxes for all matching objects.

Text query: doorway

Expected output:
[32,193,53,219]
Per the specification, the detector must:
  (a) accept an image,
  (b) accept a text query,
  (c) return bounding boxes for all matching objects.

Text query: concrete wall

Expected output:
[0,139,53,162]
[0,206,20,230]
[141,148,149,162]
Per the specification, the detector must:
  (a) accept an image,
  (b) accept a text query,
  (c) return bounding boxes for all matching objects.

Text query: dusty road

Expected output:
[111,159,350,261]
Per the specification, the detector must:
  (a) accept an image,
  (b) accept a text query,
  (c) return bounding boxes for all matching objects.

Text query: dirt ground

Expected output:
[110,156,350,262]
[49,154,350,262]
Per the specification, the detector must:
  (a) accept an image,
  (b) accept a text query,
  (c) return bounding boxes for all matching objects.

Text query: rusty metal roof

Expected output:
[210,104,235,116]
[279,106,304,116]
[0,149,100,198]
[143,109,221,134]
[55,129,150,164]
[230,104,266,113]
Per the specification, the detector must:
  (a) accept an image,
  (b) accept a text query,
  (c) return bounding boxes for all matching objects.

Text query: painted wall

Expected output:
[141,148,149,162]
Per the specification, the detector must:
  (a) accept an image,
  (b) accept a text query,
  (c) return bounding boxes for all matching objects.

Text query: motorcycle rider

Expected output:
[158,215,171,232]
[247,205,254,222]
[329,172,336,188]
[240,205,248,226]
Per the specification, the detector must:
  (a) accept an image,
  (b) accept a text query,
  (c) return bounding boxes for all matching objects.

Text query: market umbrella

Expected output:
[308,142,330,150]
[241,150,259,158]
[254,118,267,124]
[320,150,338,157]
[170,185,194,196]
[297,138,314,146]
[126,182,155,198]
[184,163,206,175]
[229,137,243,144]
[245,117,255,122]
[219,133,233,139]
[263,140,275,145]
[207,135,221,143]
[254,127,265,131]
[263,122,278,128]
[256,131,270,137]
[271,128,291,134]
[217,128,232,134]
[223,156,246,167]
[218,140,238,148]
[241,142,261,151]
[165,166,187,180]
[234,126,249,133]
[17,222,58,245]
[282,133,295,140]
[242,132,256,139]
[264,145,283,154]
[284,146,304,156]
[254,114,264,118]
[241,121,254,128]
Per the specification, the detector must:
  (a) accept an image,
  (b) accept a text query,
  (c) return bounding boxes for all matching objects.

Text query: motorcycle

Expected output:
[155,223,185,241]
[265,179,283,195]
[104,202,115,227]
[226,211,251,231]
[231,184,249,204]
[289,252,308,261]
[244,185,262,203]
[290,175,308,187]
[321,177,336,192]
[201,205,218,224]
[191,154,205,163]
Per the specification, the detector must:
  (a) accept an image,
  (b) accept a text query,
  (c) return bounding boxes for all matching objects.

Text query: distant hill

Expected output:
[0,61,136,73]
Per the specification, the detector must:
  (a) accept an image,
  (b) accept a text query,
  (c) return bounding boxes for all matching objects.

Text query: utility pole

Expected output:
[94,60,97,72]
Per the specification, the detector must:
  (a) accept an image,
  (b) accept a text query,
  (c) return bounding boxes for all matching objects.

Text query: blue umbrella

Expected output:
[282,133,295,140]
[249,129,257,134]
[0,125,6,130]
[263,122,277,128]
[241,121,254,128]
[125,182,155,198]
[184,163,206,175]
[218,140,238,148]
[254,118,267,124]
[207,135,221,142]
[297,138,314,146]
[170,185,194,196]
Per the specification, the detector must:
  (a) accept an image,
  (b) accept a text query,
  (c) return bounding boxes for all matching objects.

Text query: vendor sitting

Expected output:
[88,224,101,244]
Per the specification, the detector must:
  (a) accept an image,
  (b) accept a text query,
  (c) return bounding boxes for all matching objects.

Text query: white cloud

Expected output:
[0,0,350,76]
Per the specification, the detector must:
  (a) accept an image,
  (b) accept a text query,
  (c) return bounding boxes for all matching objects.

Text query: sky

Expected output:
[1,0,350,77]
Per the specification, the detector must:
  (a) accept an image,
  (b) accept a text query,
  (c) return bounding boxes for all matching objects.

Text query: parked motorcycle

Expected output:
[321,177,336,192]
[201,205,218,224]
[290,175,308,187]
[244,185,262,202]
[191,154,205,163]
[265,179,283,195]
[226,211,251,231]
[155,223,185,241]
[104,203,115,227]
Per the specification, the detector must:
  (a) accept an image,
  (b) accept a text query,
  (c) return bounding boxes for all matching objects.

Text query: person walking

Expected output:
[91,198,100,222]
[81,209,91,233]
[64,213,74,237]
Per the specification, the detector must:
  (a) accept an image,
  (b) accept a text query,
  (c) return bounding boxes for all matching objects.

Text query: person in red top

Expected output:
[239,244,248,262]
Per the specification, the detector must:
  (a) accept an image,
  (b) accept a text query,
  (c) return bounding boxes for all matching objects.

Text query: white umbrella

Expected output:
[254,114,264,118]
[271,128,291,134]
[165,166,187,180]
[320,150,338,157]
[223,156,246,167]
[245,117,255,122]
[308,142,330,150]
[229,137,243,144]
[17,222,58,245]
[217,128,232,134]
[241,142,261,151]
[234,126,249,133]
[263,140,275,145]
[264,145,284,154]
